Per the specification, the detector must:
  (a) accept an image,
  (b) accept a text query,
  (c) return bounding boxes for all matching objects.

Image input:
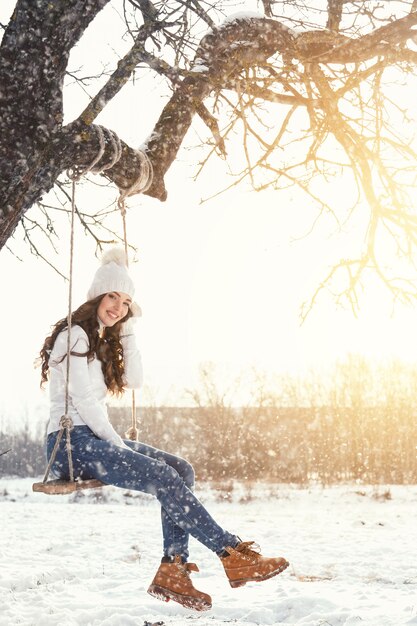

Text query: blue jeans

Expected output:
[47,426,238,561]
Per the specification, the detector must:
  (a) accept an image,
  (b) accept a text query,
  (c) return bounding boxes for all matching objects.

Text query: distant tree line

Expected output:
[108,404,415,485]
[1,357,416,484]
[0,427,44,478]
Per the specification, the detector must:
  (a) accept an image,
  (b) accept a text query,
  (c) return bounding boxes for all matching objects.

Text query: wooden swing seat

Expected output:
[32,478,105,495]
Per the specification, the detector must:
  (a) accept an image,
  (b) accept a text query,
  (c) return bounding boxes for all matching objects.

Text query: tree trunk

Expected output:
[0,0,109,248]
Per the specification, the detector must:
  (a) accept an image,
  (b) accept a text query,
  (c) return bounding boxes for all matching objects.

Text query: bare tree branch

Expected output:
[79,21,163,125]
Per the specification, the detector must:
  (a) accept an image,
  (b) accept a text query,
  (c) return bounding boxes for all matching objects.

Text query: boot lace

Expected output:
[234,541,261,562]
[174,558,199,579]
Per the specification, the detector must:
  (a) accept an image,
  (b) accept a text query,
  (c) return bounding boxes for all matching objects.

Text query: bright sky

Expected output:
[2,1,417,430]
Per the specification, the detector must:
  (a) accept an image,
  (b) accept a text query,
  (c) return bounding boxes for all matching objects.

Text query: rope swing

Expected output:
[33,127,153,495]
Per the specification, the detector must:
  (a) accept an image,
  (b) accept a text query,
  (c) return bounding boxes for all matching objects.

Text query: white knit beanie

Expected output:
[87,247,142,317]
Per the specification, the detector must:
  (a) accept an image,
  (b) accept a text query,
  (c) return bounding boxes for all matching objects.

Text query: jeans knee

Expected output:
[173,457,195,488]
[157,460,194,492]
[182,460,195,489]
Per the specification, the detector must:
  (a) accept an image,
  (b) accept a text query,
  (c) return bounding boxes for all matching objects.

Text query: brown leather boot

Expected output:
[147,556,212,611]
[220,541,289,588]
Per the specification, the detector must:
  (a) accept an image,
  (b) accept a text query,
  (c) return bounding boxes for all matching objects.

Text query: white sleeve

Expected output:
[121,333,143,390]
[54,327,127,448]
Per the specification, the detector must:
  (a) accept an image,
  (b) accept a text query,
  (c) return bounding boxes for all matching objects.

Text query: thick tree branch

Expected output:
[314,10,417,63]
[326,0,344,32]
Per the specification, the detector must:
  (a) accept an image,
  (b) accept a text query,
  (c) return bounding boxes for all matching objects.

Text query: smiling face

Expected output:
[97,292,132,327]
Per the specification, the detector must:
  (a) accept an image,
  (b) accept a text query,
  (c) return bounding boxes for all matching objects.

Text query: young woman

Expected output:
[40,248,289,612]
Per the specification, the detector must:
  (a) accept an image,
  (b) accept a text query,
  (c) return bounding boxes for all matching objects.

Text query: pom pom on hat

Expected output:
[100,247,129,267]
[87,246,142,317]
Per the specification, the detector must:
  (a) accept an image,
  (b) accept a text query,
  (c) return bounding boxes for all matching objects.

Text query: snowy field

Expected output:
[1,479,416,626]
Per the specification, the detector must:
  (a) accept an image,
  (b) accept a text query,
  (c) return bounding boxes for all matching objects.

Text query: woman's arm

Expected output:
[120,320,143,389]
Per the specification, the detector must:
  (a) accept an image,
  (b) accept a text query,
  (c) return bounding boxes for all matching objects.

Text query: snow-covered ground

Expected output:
[1,479,416,626]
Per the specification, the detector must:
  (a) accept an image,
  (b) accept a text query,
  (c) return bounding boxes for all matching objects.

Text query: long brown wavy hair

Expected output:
[40,294,133,395]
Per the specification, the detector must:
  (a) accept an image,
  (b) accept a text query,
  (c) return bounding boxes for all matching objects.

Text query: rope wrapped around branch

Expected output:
[117,148,154,211]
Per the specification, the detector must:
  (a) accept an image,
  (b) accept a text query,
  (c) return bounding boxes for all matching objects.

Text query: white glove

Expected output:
[120,318,136,337]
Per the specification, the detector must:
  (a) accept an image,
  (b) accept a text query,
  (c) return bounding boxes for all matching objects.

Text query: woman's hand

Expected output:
[120,318,136,337]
